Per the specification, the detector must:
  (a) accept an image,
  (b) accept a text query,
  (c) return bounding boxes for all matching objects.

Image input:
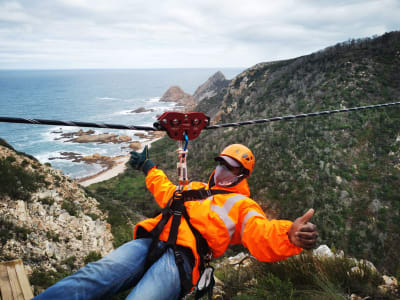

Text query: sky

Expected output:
[0,0,399,70]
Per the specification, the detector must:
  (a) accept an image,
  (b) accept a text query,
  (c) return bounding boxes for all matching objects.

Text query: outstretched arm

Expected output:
[240,204,318,262]
[130,146,176,208]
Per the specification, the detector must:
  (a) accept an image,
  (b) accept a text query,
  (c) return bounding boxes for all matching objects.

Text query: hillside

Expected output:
[148,31,400,277]
[1,31,399,298]
[0,139,114,293]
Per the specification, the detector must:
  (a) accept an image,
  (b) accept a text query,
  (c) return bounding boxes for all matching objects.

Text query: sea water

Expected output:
[0,68,242,179]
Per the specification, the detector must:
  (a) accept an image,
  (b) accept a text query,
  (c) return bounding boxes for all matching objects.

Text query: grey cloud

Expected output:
[0,0,399,69]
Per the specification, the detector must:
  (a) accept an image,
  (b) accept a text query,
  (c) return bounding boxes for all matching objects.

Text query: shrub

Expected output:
[0,157,45,201]
[84,251,102,264]
[61,199,79,216]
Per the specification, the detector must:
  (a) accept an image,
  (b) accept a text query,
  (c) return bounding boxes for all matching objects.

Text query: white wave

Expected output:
[147,97,161,102]
[96,97,119,101]
[115,110,134,115]
[35,152,55,163]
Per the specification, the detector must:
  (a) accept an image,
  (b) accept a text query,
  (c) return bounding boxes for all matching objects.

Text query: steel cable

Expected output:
[204,101,400,130]
[0,101,399,132]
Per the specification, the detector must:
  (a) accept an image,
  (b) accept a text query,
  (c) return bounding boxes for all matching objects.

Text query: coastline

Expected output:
[77,137,163,187]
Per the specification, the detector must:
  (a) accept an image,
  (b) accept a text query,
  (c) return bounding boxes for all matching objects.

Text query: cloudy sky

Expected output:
[0,0,399,69]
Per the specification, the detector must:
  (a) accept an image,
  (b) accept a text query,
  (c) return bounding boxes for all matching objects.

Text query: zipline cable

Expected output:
[205,101,400,129]
[0,101,399,133]
[0,117,156,131]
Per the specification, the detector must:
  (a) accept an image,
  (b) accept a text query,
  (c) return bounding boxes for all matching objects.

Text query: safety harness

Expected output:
[143,188,233,299]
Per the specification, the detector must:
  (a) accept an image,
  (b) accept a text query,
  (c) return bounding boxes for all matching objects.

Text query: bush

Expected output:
[0,217,32,246]
[223,252,391,300]
[61,199,79,216]
[84,251,102,264]
[0,157,45,201]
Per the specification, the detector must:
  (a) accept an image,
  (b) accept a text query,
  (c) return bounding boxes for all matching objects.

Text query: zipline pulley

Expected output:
[154,112,210,141]
[153,112,210,189]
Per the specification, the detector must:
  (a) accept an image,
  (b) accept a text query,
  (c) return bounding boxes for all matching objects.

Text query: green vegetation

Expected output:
[210,253,395,300]
[0,217,32,246]
[61,198,80,216]
[84,251,102,264]
[0,156,46,201]
[39,196,55,206]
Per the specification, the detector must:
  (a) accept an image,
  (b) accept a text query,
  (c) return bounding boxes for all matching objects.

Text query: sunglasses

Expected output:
[218,160,241,174]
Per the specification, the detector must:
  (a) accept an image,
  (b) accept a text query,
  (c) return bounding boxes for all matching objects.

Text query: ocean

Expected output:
[0,68,243,179]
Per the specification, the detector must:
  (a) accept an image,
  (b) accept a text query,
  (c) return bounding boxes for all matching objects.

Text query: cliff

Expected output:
[0,139,114,292]
[192,71,230,103]
[159,85,196,111]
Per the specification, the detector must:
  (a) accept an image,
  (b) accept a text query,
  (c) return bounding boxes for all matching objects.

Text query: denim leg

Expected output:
[33,239,152,300]
[125,248,192,300]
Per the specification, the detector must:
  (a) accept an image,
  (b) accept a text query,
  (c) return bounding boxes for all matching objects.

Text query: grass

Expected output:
[211,252,397,300]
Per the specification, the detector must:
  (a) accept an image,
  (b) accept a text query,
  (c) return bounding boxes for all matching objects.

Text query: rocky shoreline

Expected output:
[48,71,229,185]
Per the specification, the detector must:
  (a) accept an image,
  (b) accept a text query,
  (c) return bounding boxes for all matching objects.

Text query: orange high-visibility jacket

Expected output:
[133,167,303,285]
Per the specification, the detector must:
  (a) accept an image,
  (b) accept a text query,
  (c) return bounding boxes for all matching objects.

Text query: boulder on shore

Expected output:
[130,107,154,113]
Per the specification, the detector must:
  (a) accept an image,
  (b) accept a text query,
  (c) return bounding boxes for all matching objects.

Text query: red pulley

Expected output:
[155,112,210,141]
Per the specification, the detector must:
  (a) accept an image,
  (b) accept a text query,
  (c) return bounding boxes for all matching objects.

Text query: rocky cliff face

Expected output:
[192,71,230,103]
[160,85,196,111]
[0,139,114,284]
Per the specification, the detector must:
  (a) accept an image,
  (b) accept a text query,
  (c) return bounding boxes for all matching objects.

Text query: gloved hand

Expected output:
[129,145,155,175]
[288,209,318,250]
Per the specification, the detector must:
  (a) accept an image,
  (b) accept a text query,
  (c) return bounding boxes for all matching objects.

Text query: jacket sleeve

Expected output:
[240,202,303,262]
[145,167,177,208]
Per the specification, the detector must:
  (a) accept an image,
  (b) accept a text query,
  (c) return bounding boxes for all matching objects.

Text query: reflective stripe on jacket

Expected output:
[133,167,303,285]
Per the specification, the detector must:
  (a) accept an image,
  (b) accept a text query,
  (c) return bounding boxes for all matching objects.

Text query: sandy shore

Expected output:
[78,155,130,187]
[78,138,163,187]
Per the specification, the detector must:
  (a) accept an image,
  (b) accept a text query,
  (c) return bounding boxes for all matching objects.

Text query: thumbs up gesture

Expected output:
[288,209,318,250]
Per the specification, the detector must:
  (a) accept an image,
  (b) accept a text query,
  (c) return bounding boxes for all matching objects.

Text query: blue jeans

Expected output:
[33,238,193,300]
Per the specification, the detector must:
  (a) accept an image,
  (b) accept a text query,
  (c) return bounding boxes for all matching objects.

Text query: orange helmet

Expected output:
[216,144,255,176]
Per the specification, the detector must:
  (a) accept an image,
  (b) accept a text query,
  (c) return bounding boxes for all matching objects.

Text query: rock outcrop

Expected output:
[0,140,114,288]
[160,86,196,111]
[192,71,230,103]
[130,107,154,113]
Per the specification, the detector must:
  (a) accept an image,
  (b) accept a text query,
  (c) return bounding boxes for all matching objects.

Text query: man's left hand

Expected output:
[288,208,318,250]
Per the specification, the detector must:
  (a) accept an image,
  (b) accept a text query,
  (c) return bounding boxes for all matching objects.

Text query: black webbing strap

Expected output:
[181,188,232,201]
[182,209,209,273]
[144,199,173,269]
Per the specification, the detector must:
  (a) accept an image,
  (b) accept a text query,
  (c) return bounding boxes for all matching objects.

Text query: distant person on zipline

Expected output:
[34,144,318,300]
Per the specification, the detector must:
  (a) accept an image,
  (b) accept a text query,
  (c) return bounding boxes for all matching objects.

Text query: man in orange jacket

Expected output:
[34,144,317,300]
[129,143,318,299]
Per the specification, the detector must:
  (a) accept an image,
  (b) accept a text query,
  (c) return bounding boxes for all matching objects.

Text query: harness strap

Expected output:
[181,188,232,200]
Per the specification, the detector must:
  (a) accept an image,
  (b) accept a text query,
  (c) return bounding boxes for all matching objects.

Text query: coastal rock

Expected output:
[119,135,132,142]
[193,71,230,103]
[69,133,119,144]
[129,142,141,151]
[55,129,133,144]
[160,86,196,111]
[130,107,154,113]
[56,129,95,140]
